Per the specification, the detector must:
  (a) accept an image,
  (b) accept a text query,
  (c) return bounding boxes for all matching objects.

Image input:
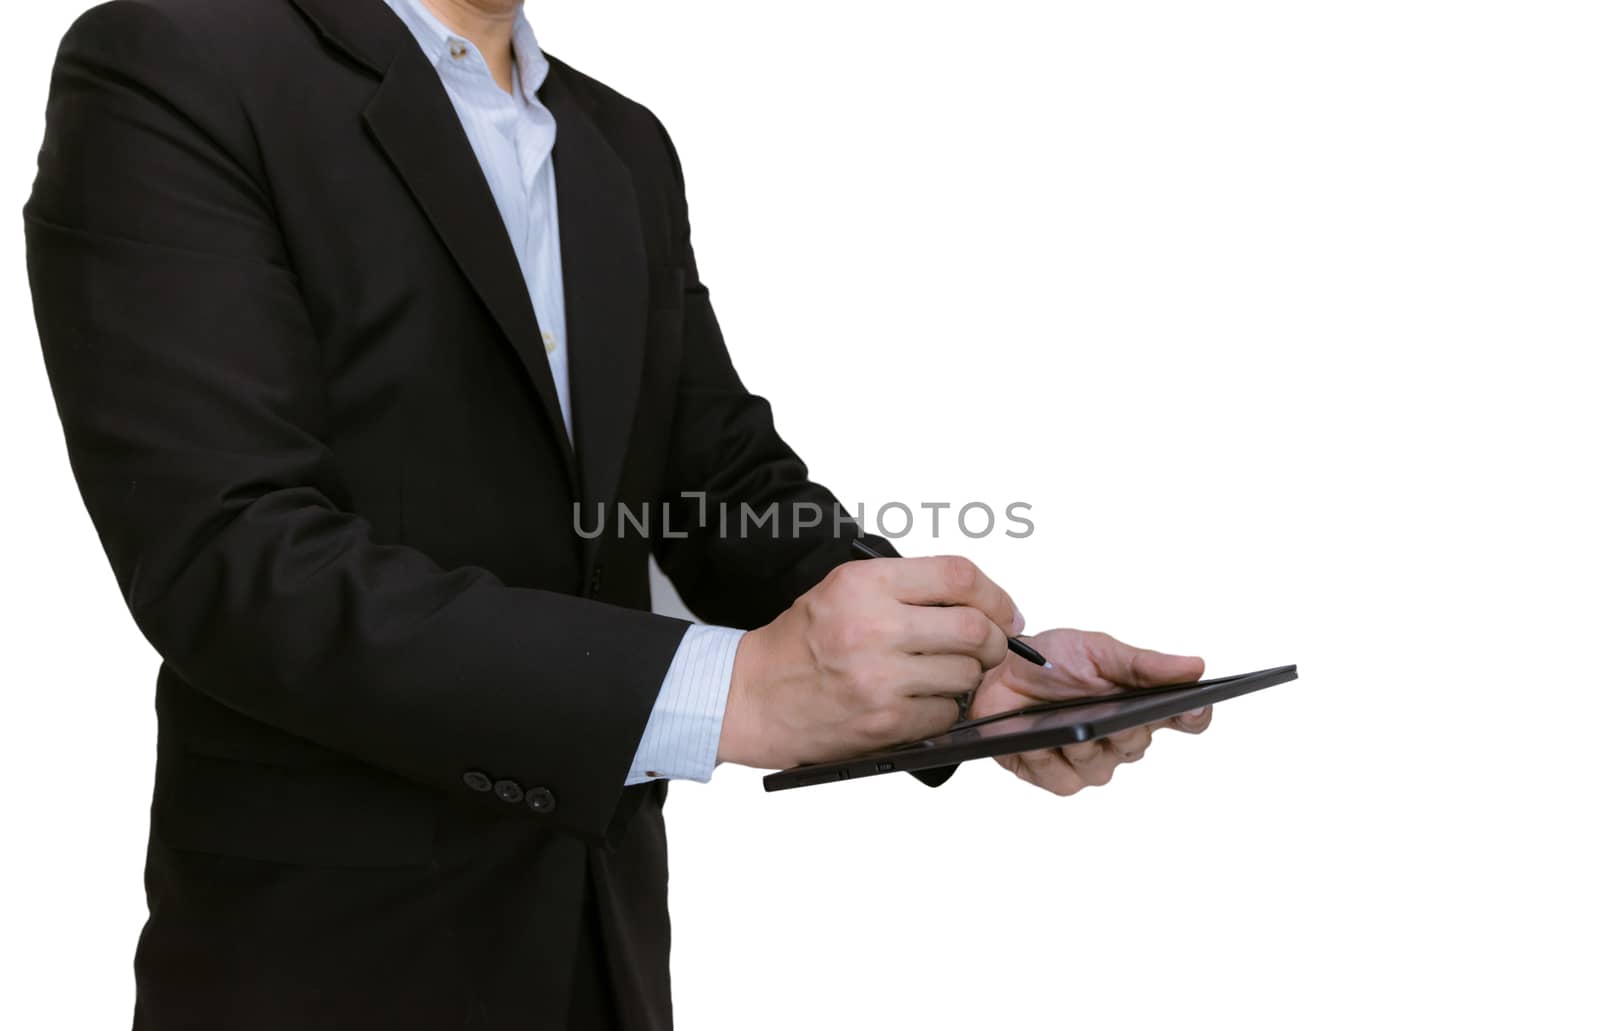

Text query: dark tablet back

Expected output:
[763,664,1298,791]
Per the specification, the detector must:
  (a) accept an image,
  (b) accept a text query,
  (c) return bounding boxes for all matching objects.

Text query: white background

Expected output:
[3,2,1596,1028]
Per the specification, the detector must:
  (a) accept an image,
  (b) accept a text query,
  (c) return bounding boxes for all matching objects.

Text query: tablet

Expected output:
[762,664,1297,791]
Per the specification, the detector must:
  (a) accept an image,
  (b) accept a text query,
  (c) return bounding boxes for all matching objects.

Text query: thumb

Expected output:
[1086,632,1205,688]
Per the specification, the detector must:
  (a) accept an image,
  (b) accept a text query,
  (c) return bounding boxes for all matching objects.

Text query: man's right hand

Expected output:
[717,556,1023,770]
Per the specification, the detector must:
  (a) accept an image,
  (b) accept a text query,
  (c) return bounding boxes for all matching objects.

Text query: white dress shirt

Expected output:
[382,0,741,786]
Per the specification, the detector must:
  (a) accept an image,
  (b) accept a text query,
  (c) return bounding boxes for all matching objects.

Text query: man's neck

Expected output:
[421,0,521,93]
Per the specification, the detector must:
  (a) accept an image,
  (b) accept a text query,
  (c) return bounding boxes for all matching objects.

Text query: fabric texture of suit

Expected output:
[24,0,903,1026]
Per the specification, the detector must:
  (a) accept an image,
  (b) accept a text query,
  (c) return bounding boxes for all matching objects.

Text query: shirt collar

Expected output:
[382,0,549,102]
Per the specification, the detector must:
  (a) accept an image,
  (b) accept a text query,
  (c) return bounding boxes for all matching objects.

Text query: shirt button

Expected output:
[525,787,557,814]
[493,779,525,804]
[543,330,557,355]
[462,770,493,793]
[448,41,469,59]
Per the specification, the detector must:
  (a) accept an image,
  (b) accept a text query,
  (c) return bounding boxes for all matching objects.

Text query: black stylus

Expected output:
[847,538,1051,668]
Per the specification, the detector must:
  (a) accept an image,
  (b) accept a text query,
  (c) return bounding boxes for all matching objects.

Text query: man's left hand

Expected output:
[966,629,1211,795]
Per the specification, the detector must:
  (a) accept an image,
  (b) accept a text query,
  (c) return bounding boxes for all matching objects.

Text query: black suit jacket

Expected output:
[25,0,908,1027]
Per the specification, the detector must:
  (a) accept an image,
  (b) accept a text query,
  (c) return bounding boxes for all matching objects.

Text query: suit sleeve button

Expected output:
[525,787,557,814]
[463,770,493,793]
[493,779,525,804]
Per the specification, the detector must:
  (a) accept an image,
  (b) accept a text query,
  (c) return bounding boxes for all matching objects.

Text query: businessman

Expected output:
[26,1,1212,1027]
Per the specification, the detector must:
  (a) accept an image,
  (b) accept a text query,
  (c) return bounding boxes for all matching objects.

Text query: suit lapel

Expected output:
[364,55,579,491]
[541,64,650,540]
[288,2,651,527]
[290,0,578,490]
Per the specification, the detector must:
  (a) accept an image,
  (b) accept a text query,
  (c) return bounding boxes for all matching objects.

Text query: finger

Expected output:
[1161,705,1213,734]
[1014,750,1087,796]
[896,695,964,743]
[1062,741,1121,787]
[893,653,986,699]
[1084,631,1205,688]
[896,606,1009,668]
[1059,738,1104,766]
[879,556,1023,636]
[1105,724,1153,761]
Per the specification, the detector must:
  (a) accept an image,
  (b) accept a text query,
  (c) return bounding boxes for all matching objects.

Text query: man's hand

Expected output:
[968,629,1211,795]
[719,557,1023,770]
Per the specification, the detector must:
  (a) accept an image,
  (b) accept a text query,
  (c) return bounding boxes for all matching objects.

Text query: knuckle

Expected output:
[838,659,881,698]
[830,618,875,653]
[938,555,979,595]
[839,558,872,585]
[821,615,892,657]
[955,609,990,651]
[824,560,870,598]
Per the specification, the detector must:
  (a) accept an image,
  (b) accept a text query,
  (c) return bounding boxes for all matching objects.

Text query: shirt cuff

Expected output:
[624,624,744,786]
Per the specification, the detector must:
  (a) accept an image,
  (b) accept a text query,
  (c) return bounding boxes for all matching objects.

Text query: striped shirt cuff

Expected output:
[624,624,744,785]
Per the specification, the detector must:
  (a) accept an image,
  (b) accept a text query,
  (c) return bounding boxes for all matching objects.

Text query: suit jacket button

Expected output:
[463,770,493,793]
[525,787,557,814]
[493,779,525,804]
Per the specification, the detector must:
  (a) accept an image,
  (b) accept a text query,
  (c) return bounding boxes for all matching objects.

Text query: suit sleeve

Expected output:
[646,117,899,629]
[25,2,689,843]
[643,120,958,786]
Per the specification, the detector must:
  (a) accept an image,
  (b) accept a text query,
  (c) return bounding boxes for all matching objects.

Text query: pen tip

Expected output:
[1043,661,1054,670]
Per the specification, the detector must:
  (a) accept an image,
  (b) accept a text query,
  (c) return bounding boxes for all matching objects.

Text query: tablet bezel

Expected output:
[761,664,1298,792]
